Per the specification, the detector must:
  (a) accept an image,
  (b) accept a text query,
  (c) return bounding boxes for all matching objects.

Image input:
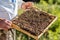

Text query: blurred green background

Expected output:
[17,0,60,40]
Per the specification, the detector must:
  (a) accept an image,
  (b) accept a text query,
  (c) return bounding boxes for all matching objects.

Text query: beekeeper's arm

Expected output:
[0,0,17,30]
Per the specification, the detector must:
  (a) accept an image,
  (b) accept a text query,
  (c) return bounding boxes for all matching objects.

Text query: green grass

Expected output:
[17,0,60,40]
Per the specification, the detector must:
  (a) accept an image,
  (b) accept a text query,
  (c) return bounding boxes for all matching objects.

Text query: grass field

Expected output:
[17,0,60,40]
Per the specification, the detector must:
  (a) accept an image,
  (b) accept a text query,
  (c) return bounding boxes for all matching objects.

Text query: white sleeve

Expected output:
[0,6,11,20]
[0,0,15,14]
[0,0,18,20]
[18,0,24,9]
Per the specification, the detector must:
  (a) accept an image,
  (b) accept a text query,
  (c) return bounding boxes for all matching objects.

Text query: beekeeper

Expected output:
[0,0,33,40]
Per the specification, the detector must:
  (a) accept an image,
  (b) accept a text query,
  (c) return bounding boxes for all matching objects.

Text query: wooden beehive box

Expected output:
[11,7,57,40]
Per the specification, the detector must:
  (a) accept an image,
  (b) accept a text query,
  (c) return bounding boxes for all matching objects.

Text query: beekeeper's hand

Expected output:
[0,18,12,30]
[21,2,33,10]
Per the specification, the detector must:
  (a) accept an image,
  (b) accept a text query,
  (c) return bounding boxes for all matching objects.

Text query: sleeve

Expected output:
[0,0,18,14]
[0,0,18,20]
[18,0,24,9]
[0,6,11,20]
[0,0,15,14]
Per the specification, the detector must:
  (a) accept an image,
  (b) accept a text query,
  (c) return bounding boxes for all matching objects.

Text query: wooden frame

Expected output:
[11,9,57,40]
